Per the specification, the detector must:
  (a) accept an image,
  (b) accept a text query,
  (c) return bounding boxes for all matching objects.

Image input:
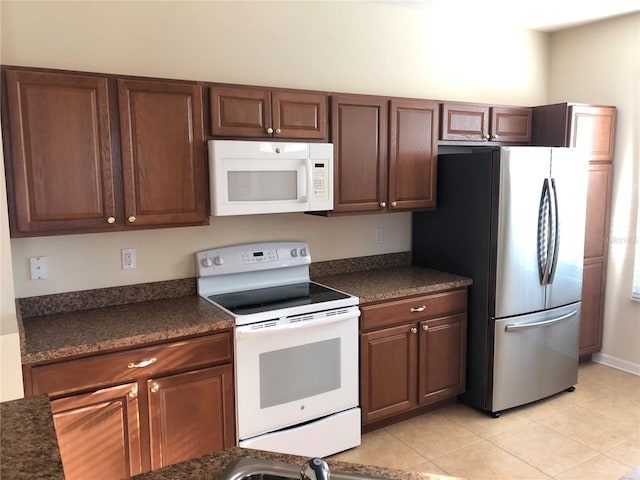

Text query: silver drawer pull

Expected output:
[127,357,157,369]
[410,306,426,313]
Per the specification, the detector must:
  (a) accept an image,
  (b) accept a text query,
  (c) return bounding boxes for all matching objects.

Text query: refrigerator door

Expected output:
[545,148,588,309]
[492,302,580,412]
[494,147,550,318]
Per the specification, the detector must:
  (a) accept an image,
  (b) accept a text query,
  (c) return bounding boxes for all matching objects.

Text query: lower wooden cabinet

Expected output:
[360,289,467,426]
[27,332,235,479]
[148,365,234,470]
[51,383,142,479]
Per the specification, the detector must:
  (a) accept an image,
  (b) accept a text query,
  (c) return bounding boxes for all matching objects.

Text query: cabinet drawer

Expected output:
[361,289,467,331]
[31,331,232,396]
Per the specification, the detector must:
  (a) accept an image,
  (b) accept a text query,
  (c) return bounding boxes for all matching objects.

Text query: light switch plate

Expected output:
[29,256,48,280]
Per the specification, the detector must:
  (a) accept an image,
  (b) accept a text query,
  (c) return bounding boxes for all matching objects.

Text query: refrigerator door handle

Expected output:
[504,309,578,331]
[546,178,560,284]
[537,178,553,285]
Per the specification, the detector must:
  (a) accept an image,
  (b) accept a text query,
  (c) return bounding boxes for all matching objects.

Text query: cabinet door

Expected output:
[50,383,142,480]
[418,314,467,405]
[490,107,532,143]
[440,103,490,141]
[331,95,388,213]
[580,163,612,355]
[147,364,235,470]
[118,79,208,227]
[360,324,417,424]
[4,70,117,235]
[209,86,271,137]
[272,91,328,140]
[389,100,438,210]
[580,261,605,355]
[568,106,616,162]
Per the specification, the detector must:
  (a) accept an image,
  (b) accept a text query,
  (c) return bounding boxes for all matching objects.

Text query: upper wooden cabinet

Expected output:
[331,94,388,214]
[3,70,118,235]
[2,68,209,236]
[118,79,208,227]
[389,99,439,210]
[532,103,616,162]
[440,103,532,143]
[330,95,438,214]
[209,86,328,140]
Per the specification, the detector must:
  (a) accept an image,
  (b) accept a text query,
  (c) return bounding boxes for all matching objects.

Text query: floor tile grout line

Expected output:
[352,363,638,479]
[382,421,484,476]
[529,404,640,454]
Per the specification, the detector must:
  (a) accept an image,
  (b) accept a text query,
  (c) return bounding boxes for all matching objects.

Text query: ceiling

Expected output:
[384,0,640,31]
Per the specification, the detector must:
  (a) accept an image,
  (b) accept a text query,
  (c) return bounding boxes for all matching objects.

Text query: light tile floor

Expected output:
[330,362,640,480]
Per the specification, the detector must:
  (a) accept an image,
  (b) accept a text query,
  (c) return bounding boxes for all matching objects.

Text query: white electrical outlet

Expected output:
[29,256,48,280]
[375,228,384,244]
[121,248,136,270]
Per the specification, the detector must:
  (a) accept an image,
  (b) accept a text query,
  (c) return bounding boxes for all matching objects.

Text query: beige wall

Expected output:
[1,0,550,300]
[549,13,640,369]
[0,1,553,397]
[0,5,24,401]
[1,120,24,401]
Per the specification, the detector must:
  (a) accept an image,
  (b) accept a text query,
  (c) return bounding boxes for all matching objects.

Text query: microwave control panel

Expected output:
[312,162,330,201]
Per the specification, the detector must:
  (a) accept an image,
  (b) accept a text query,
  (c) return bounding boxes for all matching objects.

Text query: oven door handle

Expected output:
[235,308,360,338]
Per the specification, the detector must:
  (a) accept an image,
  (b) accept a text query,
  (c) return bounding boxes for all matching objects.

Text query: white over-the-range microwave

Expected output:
[208,140,333,216]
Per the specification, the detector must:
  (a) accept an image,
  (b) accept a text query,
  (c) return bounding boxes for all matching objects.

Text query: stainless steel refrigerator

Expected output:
[412,147,588,416]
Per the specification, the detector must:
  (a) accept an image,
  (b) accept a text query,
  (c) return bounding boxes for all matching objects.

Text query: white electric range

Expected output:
[196,241,361,457]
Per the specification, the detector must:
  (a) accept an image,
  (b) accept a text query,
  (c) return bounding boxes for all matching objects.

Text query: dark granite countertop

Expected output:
[132,446,459,480]
[19,295,234,364]
[315,266,472,305]
[0,395,64,480]
[16,256,471,365]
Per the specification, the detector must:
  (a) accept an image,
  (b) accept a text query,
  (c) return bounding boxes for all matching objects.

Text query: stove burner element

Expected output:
[207,282,350,316]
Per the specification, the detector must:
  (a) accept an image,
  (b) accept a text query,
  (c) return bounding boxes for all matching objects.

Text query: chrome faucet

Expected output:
[301,457,330,480]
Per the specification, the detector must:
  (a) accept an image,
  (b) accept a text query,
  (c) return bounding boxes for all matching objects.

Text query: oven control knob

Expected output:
[300,248,308,257]
[201,257,213,268]
[290,249,299,257]
[213,255,224,266]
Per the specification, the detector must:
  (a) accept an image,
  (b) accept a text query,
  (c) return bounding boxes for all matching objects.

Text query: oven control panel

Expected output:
[196,241,311,278]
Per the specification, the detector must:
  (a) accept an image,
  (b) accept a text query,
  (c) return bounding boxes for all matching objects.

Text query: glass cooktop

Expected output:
[207,281,351,316]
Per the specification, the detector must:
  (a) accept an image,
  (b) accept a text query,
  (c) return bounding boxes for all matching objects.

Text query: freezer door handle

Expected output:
[505,309,578,332]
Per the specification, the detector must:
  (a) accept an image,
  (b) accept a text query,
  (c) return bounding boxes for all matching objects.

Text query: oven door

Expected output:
[234,306,360,441]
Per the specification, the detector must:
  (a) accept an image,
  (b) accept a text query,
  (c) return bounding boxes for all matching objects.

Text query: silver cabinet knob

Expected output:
[492,134,499,140]
[484,134,491,140]
[379,201,387,208]
[107,216,116,224]
[411,327,418,334]
[391,201,397,207]
[266,127,274,134]
[275,128,281,134]
[127,215,136,223]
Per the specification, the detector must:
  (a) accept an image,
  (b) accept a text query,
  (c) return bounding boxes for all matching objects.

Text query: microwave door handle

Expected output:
[301,159,311,201]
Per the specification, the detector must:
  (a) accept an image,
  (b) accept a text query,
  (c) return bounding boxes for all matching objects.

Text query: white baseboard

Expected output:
[592,352,640,376]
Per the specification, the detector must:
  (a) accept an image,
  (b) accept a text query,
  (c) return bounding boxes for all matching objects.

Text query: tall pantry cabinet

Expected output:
[532,103,617,356]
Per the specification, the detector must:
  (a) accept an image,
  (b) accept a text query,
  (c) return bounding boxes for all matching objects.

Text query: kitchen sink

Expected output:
[221,457,384,480]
